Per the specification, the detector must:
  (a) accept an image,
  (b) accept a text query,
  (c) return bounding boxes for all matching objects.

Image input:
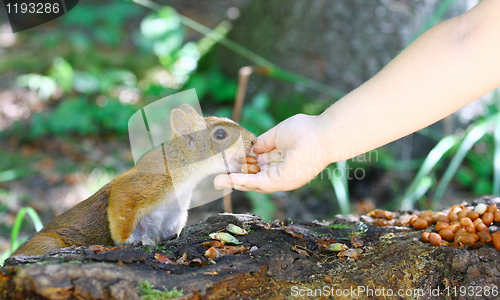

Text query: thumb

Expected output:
[253,126,277,154]
[214,173,252,190]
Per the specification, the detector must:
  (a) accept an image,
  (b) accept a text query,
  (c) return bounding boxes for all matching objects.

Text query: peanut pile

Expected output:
[240,156,260,174]
[411,203,500,249]
[369,202,500,250]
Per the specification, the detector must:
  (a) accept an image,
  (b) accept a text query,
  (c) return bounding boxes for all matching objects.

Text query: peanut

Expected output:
[457,208,471,220]
[474,203,487,215]
[241,164,260,174]
[421,232,430,243]
[447,224,460,233]
[495,211,500,222]
[458,233,479,246]
[429,233,442,247]
[454,228,465,243]
[477,231,492,243]
[466,211,479,221]
[487,203,498,214]
[475,222,490,233]
[438,229,455,241]
[473,218,483,227]
[448,211,459,222]
[436,215,450,223]
[459,217,472,228]
[422,216,433,225]
[240,156,258,164]
[413,218,429,229]
[435,222,449,232]
[465,224,476,234]
[492,232,500,250]
[482,212,494,226]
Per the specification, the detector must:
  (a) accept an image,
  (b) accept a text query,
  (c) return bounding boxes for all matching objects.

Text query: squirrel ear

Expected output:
[170,109,195,136]
[179,104,203,121]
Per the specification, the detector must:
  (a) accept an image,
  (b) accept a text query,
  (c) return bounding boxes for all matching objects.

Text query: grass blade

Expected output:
[433,119,493,203]
[330,161,350,215]
[400,135,460,209]
[10,207,44,253]
[411,176,434,203]
[494,114,500,195]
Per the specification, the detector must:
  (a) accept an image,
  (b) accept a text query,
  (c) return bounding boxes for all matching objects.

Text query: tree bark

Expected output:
[2,196,500,300]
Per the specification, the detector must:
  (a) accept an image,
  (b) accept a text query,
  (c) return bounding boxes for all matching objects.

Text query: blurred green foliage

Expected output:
[2,0,499,228]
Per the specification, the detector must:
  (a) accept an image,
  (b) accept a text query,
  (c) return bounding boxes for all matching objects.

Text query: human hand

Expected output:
[214,114,331,193]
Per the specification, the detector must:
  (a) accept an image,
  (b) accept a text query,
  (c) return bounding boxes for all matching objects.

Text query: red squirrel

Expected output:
[12,104,257,256]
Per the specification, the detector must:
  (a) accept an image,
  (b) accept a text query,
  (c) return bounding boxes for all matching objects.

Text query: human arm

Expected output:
[214,0,500,193]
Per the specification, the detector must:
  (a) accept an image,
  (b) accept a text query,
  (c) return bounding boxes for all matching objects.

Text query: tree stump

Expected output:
[2,196,500,300]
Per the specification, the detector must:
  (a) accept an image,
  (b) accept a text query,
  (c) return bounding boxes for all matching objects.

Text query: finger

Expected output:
[214,172,279,193]
[257,149,284,165]
[253,126,277,154]
[214,173,259,190]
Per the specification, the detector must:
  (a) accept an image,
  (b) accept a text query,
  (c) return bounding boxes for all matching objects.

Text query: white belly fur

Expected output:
[128,185,192,246]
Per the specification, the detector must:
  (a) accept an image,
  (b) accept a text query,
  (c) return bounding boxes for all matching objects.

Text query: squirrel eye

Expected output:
[213,129,228,140]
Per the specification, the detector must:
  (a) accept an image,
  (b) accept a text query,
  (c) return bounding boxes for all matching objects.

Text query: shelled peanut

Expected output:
[240,156,260,174]
[368,209,417,227]
[415,203,500,249]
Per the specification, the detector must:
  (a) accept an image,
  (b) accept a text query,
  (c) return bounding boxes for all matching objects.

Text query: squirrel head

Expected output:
[137,104,256,177]
[169,104,257,175]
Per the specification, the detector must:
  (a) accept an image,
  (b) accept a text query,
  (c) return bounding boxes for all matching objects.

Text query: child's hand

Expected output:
[214,114,331,193]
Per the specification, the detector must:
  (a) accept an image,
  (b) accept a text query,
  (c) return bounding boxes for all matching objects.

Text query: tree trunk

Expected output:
[217,0,472,208]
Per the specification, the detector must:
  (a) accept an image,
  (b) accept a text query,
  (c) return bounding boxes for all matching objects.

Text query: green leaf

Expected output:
[29,113,48,138]
[16,74,58,100]
[94,99,136,134]
[73,71,100,94]
[0,170,19,182]
[153,33,183,57]
[140,8,181,40]
[49,98,98,135]
[49,57,74,93]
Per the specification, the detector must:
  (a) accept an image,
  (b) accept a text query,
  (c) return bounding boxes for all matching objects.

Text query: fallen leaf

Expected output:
[283,226,303,238]
[155,253,176,264]
[292,245,310,257]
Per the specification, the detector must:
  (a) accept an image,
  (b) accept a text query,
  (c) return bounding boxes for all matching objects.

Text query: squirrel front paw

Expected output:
[125,235,155,247]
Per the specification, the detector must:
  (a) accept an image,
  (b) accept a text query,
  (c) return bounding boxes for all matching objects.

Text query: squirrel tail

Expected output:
[11,233,68,256]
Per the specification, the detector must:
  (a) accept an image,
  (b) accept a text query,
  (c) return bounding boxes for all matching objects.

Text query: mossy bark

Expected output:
[2,197,500,299]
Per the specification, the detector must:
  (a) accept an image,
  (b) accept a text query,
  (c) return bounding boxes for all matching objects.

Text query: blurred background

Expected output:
[1,0,499,259]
